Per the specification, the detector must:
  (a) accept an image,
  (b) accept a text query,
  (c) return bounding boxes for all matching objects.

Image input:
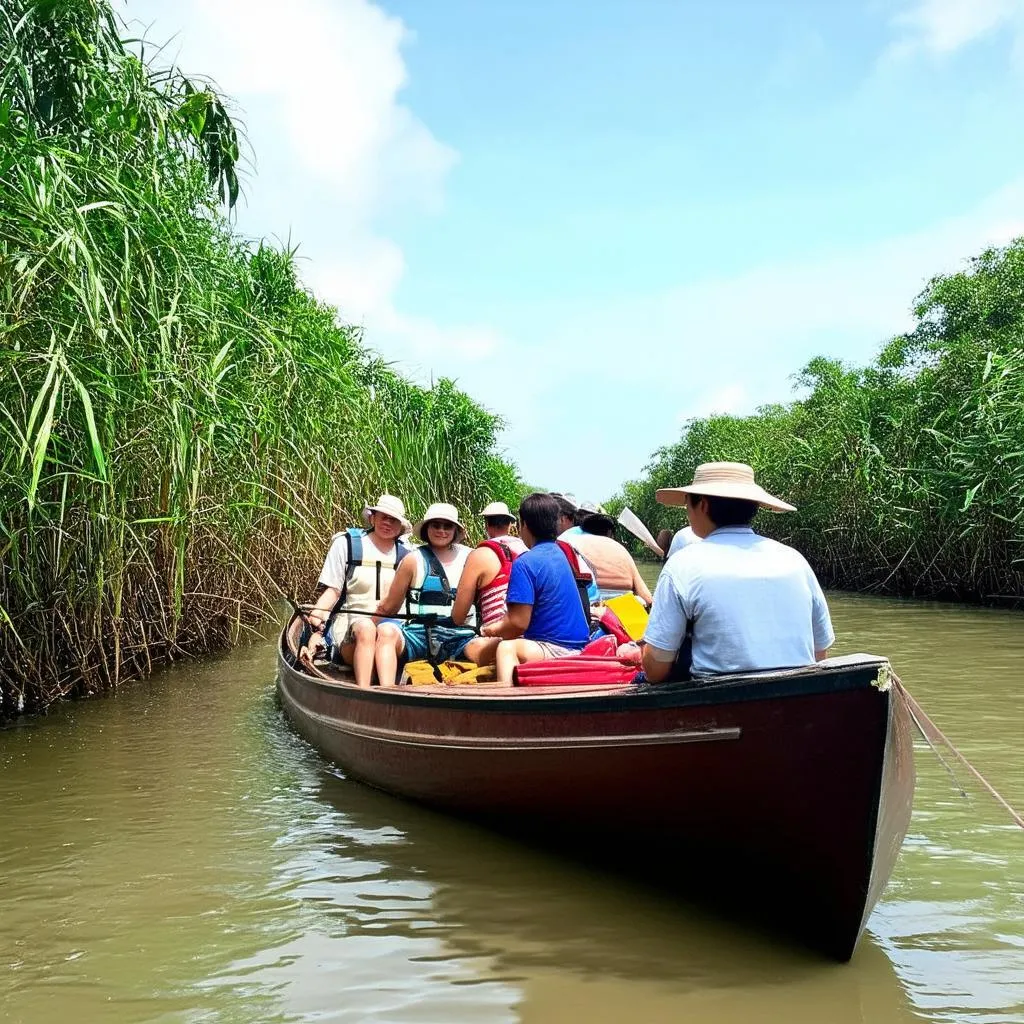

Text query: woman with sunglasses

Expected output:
[373,503,476,686]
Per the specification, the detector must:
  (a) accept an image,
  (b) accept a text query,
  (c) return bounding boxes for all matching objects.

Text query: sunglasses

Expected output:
[426,520,456,531]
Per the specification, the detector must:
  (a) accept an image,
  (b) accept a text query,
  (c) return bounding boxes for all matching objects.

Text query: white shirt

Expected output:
[319,530,399,590]
[667,525,700,558]
[644,526,834,676]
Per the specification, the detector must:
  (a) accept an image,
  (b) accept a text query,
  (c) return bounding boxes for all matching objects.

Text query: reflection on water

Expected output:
[0,590,1022,1022]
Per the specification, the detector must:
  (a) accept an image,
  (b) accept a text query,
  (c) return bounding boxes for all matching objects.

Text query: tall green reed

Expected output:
[0,0,520,717]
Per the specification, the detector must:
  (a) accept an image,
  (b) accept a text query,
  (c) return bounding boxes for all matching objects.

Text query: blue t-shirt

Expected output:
[506,541,590,648]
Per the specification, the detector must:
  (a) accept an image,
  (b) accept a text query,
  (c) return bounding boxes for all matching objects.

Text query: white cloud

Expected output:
[123,0,508,406]
[526,180,1024,497]
[889,0,1024,56]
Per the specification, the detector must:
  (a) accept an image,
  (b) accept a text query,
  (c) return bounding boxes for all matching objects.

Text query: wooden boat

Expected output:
[277,614,915,961]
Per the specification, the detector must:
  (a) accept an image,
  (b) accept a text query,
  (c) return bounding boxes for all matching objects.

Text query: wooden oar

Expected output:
[617,507,664,558]
[894,674,1024,830]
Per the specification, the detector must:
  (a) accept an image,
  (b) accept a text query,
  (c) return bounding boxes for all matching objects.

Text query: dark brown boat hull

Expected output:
[277,633,914,961]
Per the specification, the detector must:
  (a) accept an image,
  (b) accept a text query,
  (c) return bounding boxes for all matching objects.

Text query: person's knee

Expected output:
[465,637,497,666]
[351,618,376,640]
[376,623,400,645]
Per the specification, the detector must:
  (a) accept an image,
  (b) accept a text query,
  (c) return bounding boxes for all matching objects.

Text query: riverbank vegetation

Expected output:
[611,239,1024,604]
[0,0,520,717]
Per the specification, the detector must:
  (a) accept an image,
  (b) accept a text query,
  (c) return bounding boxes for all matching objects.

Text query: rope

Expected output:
[893,672,1024,831]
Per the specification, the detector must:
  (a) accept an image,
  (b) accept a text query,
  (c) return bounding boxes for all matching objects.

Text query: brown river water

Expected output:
[2,586,1023,1023]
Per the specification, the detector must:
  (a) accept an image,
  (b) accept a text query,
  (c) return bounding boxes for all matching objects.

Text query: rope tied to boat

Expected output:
[892,671,1024,831]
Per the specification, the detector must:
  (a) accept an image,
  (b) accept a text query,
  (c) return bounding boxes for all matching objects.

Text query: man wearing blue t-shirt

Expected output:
[480,492,591,685]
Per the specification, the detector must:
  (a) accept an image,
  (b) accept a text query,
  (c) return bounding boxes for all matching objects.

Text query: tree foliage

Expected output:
[610,240,1024,603]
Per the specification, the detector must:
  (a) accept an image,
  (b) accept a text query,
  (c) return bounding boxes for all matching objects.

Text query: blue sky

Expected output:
[125,0,1024,500]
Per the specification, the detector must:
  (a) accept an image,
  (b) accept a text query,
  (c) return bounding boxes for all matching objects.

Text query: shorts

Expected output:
[533,641,584,660]
[328,613,387,647]
[400,623,475,662]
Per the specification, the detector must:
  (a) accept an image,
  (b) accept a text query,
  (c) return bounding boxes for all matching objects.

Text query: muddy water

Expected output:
[1,589,1022,1023]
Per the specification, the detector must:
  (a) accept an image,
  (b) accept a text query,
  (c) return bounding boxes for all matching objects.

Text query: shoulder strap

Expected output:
[394,539,410,569]
[344,528,364,581]
[555,541,593,625]
[421,546,453,597]
[556,540,591,581]
[479,538,514,569]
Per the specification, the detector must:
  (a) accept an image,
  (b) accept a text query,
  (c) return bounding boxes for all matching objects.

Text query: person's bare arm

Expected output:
[307,586,341,630]
[480,602,531,640]
[642,643,676,683]
[375,556,417,619]
[630,559,653,605]
[450,548,490,626]
[815,649,828,662]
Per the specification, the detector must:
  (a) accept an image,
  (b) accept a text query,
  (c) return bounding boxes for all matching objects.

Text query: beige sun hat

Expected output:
[655,462,796,513]
[415,502,467,544]
[480,501,516,522]
[362,493,412,532]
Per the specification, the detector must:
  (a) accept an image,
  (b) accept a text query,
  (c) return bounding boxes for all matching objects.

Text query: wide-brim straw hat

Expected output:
[479,501,516,522]
[655,462,796,513]
[415,502,467,544]
[362,493,412,532]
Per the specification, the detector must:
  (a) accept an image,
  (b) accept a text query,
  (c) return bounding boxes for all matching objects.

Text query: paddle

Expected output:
[617,507,664,558]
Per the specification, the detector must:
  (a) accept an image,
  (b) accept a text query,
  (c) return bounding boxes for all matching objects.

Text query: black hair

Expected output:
[581,516,616,538]
[553,496,576,522]
[483,515,513,530]
[519,492,560,541]
[689,493,758,528]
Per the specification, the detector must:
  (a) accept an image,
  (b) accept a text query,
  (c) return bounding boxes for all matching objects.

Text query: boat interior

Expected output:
[282,614,891,700]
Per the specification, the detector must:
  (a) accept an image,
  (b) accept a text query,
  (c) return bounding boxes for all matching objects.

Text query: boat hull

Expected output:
[277,629,914,960]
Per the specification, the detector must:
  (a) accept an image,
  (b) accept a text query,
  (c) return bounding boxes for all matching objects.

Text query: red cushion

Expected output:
[582,634,618,657]
[515,656,638,687]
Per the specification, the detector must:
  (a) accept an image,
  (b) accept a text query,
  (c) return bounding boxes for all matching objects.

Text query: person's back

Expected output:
[650,528,831,674]
[642,462,833,682]
[510,541,590,647]
[473,538,523,625]
[570,532,651,603]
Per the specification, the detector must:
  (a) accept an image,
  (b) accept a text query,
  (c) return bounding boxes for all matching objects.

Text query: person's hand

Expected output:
[308,608,328,630]
[301,631,326,664]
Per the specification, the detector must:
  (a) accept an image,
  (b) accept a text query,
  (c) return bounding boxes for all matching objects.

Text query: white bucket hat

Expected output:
[479,501,516,522]
[362,494,412,532]
[415,502,467,544]
[655,462,796,513]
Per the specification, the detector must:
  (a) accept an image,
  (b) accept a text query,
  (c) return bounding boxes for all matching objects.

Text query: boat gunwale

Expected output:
[278,626,889,715]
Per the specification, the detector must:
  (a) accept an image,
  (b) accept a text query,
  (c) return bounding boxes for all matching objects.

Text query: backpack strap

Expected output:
[341,528,362,598]
[556,540,593,626]
[323,529,361,630]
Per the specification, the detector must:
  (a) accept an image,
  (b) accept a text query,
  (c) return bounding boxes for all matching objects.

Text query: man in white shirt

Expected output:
[642,463,834,681]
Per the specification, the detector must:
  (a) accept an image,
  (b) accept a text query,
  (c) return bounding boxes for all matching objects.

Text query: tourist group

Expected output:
[301,463,834,687]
